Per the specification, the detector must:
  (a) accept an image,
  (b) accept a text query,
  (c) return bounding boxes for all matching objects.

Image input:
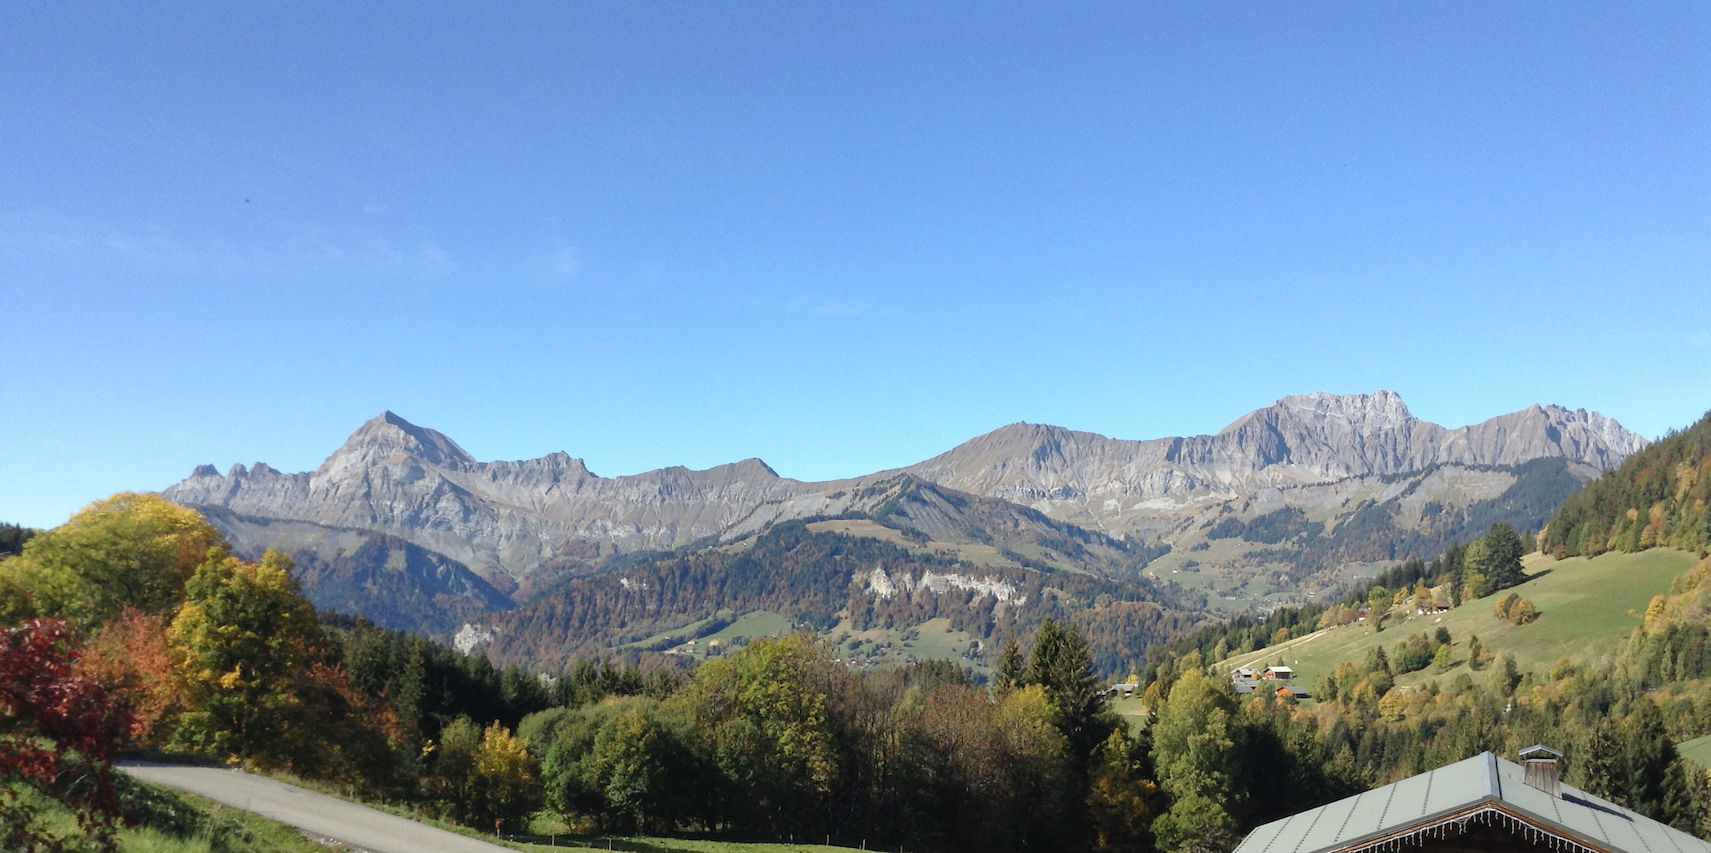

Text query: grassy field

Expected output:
[708,610,792,642]
[1221,550,1699,695]
[899,616,981,663]
[521,814,868,853]
[1679,734,1711,769]
[626,610,794,659]
[1109,693,1150,735]
[830,616,986,673]
[805,519,1021,570]
[514,834,868,853]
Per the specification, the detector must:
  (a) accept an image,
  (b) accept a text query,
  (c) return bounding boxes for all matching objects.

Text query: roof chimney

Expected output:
[1519,744,1563,797]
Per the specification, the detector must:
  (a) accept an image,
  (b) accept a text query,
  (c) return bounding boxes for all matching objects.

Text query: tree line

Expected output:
[1543,409,1711,558]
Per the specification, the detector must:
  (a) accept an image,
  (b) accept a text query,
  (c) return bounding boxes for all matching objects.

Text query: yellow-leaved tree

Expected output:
[167,549,323,767]
[425,716,540,832]
[0,493,226,633]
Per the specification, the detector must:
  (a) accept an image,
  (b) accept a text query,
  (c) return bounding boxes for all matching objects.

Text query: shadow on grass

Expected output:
[505,833,847,853]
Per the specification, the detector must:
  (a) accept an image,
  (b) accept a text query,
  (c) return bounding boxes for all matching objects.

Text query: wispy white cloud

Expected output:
[101,229,278,276]
[1,210,457,281]
[336,237,457,279]
[515,246,582,289]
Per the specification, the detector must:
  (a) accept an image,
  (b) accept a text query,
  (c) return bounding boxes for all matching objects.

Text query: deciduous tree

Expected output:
[3,494,226,633]
[77,606,176,746]
[668,634,838,834]
[0,619,133,852]
[1150,669,1241,853]
[167,549,323,767]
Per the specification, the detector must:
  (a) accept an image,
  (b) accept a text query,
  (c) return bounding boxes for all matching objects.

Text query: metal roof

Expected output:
[1233,752,1711,853]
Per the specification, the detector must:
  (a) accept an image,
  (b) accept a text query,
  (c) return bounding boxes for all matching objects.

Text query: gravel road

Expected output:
[119,762,517,853]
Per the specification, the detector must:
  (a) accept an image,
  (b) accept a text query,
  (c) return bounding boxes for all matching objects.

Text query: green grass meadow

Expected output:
[1679,734,1711,770]
[1222,549,1699,695]
[521,814,871,853]
[514,834,868,853]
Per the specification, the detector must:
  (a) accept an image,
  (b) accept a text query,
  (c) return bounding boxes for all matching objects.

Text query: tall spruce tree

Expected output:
[996,636,1025,691]
[1025,619,1111,771]
[1481,523,1527,590]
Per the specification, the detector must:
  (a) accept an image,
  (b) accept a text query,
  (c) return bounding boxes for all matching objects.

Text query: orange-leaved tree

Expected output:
[78,606,178,747]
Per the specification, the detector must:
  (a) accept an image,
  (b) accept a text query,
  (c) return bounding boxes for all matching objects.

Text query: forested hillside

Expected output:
[483,518,1198,675]
[1246,458,1591,574]
[1545,410,1711,557]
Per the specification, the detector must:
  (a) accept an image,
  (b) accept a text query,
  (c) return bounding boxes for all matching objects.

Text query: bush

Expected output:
[1508,598,1539,625]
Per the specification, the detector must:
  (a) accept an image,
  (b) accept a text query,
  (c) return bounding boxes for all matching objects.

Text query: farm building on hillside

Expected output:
[1234,746,1711,853]
[1261,665,1294,680]
[1274,685,1310,700]
[1232,667,1259,694]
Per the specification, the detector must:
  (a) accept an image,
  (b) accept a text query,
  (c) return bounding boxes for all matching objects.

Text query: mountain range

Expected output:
[161,391,1644,662]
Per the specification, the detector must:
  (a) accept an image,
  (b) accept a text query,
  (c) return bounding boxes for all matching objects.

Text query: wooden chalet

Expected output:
[1234,746,1711,853]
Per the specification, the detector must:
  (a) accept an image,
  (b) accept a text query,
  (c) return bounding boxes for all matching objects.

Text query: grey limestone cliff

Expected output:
[163,411,816,580]
[163,393,1645,586]
[902,392,1643,525]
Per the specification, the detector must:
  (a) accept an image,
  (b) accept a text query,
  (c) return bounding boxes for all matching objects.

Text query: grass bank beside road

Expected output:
[4,776,332,853]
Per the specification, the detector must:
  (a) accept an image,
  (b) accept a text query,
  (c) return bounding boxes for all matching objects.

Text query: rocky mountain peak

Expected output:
[728,457,781,479]
[956,422,1095,464]
[1221,390,1415,436]
[537,450,592,475]
[316,411,475,478]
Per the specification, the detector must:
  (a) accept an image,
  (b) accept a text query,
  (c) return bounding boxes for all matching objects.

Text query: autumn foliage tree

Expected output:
[1,493,226,634]
[425,716,540,832]
[167,549,324,768]
[668,633,840,834]
[76,607,178,746]
[0,619,134,853]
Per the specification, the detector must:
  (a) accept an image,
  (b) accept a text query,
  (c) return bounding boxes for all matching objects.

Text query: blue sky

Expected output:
[3,3,1707,529]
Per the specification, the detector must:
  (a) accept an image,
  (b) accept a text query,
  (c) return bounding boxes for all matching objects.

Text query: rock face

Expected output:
[163,411,815,581]
[900,392,1643,533]
[163,393,1645,587]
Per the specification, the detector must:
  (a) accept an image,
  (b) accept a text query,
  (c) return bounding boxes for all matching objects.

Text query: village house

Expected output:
[1231,666,1259,695]
[1234,746,1711,853]
[1261,665,1294,680]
